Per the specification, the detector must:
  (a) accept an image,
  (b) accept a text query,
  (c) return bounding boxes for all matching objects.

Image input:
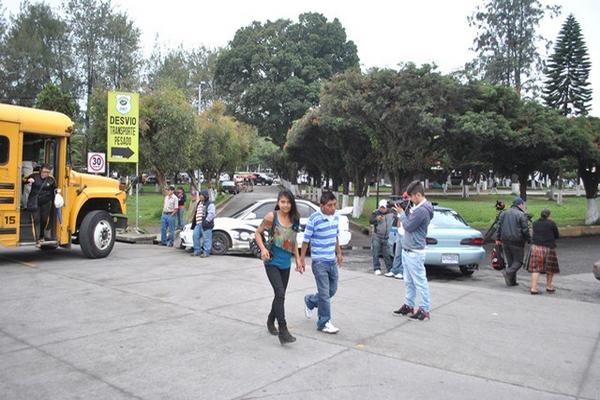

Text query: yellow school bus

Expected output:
[0,103,127,258]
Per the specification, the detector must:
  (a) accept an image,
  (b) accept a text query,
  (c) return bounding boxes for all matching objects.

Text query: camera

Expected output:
[387,199,411,210]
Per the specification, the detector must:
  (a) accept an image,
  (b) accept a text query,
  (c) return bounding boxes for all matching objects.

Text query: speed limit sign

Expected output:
[87,152,106,174]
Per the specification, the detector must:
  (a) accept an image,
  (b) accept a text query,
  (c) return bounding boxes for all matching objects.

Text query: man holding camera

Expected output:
[495,197,531,286]
[393,181,434,321]
[369,200,394,275]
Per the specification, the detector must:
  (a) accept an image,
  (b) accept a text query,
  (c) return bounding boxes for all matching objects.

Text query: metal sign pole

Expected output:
[136,162,139,230]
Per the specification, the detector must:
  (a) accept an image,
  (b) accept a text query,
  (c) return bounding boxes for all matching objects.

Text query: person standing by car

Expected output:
[200,190,216,257]
[255,190,302,345]
[24,163,56,245]
[190,190,211,257]
[495,197,531,287]
[160,185,178,247]
[527,208,560,294]
[175,186,186,231]
[300,191,344,334]
[369,200,394,275]
[393,181,434,321]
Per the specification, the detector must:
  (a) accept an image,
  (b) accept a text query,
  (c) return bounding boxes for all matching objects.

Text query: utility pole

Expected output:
[198,81,206,114]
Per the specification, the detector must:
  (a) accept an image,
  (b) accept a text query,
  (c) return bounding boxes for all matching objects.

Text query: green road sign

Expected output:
[107,91,139,163]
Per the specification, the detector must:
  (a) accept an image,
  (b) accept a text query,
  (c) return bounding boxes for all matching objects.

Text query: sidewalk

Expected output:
[0,243,598,399]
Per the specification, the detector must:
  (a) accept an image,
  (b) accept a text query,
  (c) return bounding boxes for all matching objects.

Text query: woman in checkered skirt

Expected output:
[527,208,560,294]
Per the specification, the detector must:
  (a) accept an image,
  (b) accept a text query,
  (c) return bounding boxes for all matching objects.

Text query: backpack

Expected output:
[491,244,506,271]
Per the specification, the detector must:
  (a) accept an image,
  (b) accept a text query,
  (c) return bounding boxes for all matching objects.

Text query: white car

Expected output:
[180,199,353,255]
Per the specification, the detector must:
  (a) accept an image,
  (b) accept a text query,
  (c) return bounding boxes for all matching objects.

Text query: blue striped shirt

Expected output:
[303,211,339,261]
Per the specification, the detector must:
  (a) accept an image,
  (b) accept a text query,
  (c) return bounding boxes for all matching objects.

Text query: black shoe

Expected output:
[267,316,278,336]
[278,326,296,345]
[393,304,414,316]
[409,307,430,321]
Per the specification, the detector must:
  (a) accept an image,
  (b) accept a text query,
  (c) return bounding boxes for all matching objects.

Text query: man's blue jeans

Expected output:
[202,228,213,256]
[160,214,175,246]
[390,234,404,275]
[192,225,203,255]
[402,249,430,311]
[372,235,392,271]
[305,260,338,330]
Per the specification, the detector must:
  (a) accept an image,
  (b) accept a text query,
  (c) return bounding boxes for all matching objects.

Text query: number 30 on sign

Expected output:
[87,152,106,174]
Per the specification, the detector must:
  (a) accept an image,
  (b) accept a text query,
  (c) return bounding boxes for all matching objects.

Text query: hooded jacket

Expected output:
[399,200,434,251]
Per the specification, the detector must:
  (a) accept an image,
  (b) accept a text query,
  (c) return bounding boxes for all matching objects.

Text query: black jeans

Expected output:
[32,201,52,240]
[264,265,290,328]
[504,243,525,285]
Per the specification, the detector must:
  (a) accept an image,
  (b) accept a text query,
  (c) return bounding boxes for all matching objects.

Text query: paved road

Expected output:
[1,186,598,399]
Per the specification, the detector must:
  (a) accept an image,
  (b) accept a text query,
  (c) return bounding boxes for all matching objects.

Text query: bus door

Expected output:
[0,122,21,246]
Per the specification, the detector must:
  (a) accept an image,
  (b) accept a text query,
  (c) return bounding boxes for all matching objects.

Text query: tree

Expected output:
[190,101,254,188]
[146,45,219,108]
[139,87,197,187]
[569,117,600,224]
[468,0,560,97]
[103,10,142,90]
[0,2,75,106]
[362,64,451,195]
[543,14,592,116]
[492,101,568,201]
[34,82,77,118]
[247,137,279,171]
[65,0,141,129]
[214,12,359,147]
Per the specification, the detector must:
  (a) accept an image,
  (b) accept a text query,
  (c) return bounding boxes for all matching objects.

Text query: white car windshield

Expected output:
[430,209,468,228]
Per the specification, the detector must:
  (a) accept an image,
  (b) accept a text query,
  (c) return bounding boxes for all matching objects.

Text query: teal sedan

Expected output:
[423,206,486,276]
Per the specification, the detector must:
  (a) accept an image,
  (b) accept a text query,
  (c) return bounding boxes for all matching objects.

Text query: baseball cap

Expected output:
[378,199,388,208]
[513,196,524,205]
[168,185,175,191]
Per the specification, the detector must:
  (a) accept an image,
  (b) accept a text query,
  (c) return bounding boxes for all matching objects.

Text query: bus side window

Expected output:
[0,136,8,164]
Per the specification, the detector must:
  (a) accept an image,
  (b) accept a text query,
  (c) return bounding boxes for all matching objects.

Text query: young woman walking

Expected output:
[255,190,302,345]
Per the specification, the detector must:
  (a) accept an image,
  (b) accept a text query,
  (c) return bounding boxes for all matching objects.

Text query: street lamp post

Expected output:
[198,81,207,114]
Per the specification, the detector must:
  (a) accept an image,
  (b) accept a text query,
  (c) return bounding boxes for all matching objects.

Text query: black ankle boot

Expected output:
[278,325,296,345]
[267,316,278,335]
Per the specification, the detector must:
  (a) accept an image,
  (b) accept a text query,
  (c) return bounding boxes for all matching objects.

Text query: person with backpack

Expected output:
[255,190,302,345]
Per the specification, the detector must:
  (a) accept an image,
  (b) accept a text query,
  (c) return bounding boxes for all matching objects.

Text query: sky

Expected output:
[4,0,600,115]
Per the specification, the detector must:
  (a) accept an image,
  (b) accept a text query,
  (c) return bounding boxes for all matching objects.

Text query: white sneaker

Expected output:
[321,321,340,334]
[394,273,404,280]
[384,271,394,277]
[374,270,382,276]
[304,295,314,319]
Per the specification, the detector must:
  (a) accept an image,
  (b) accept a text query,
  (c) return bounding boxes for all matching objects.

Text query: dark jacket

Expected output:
[191,200,216,230]
[399,201,434,250]
[24,172,56,210]
[177,192,186,207]
[496,206,530,245]
[369,209,394,238]
[532,218,559,248]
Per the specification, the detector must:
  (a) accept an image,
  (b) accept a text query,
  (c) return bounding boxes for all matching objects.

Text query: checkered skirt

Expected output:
[527,244,560,274]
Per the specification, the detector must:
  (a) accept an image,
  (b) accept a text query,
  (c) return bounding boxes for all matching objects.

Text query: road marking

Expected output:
[0,256,37,268]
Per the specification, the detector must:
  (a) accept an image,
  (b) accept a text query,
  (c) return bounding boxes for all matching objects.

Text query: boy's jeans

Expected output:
[176,207,185,230]
[305,260,338,330]
[402,249,430,311]
[202,228,213,256]
[192,225,203,254]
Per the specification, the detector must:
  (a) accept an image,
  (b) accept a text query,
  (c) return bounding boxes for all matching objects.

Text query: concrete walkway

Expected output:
[0,243,598,399]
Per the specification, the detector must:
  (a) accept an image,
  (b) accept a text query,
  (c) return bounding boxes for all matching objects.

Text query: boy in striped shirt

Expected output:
[299,191,344,334]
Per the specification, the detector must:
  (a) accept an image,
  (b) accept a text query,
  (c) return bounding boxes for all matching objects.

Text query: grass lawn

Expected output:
[125,187,231,232]
[351,194,590,230]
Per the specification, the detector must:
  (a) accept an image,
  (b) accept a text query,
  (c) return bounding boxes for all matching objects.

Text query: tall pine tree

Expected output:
[543,14,592,116]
